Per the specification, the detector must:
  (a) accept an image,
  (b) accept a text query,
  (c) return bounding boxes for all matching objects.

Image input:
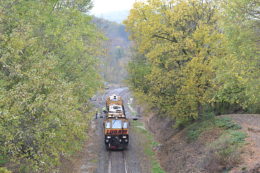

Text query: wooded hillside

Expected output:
[93,17,131,84]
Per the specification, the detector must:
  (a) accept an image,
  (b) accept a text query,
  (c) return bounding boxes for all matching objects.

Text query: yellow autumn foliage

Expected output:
[125,0,259,123]
[125,0,223,120]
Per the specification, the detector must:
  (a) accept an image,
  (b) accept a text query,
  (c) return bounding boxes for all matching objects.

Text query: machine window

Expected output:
[111,120,122,129]
[123,122,128,128]
[105,122,111,128]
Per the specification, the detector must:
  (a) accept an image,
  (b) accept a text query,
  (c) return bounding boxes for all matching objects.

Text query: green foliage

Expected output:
[0,167,11,173]
[186,117,242,142]
[124,0,224,122]
[186,119,214,142]
[210,130,247,167]
[184,116,246,168]
[152,160,165,173]
[215,117,241,130]
[0,0,104,171]
[0,155,8,166]
[125,0,259,124]
[212,0,260,113]
[132,120,165,173]
[92,17,131,84]
[127,52,151,93]
[228,131,247,144]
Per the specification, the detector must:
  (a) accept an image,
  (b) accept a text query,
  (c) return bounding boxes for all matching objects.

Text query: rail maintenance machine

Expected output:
[103,94,129,150]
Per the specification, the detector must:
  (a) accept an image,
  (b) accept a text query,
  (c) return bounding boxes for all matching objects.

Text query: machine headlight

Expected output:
[106,136,111,139]
[122,136,127,139]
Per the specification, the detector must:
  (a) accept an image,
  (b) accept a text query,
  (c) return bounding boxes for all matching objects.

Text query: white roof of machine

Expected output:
[109,104,123,112]
[109,94,121,101]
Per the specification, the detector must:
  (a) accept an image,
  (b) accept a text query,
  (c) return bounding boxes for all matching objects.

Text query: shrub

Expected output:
[210,131,246,168]
[0,155,8,166]
[215,117,241,130]
[0,168,11,173]
[186,118,215,142]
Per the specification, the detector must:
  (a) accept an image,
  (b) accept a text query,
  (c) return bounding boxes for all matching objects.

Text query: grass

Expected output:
[209,130,246,168]
[185,114,247,169]
[186,116,242,142]
[152,160,165,173]
[0,155,8,166]
[90,159,98,163]
[214,117,241,130]
[131,120,165,173]
[184,114,247,170]
[186,120,213,142]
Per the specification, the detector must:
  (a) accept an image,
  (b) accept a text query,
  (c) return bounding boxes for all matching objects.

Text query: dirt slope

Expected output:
[223,114,260,173]
[145,114,260,173]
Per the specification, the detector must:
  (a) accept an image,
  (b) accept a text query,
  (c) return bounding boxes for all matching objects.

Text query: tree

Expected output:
[212,0,260,113]
[0,0,104,171]
[125,0,259,125]
[125,0,223,121]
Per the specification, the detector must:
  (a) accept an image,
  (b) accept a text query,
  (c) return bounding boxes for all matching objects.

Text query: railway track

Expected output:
[106,89,129,173]
[94,87,142,173]
[108,151,128,173]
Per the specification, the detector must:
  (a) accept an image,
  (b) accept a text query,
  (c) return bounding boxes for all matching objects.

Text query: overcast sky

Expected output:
[90,0,137,15]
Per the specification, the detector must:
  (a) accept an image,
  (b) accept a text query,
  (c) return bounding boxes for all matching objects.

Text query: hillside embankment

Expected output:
[143,112,260,173]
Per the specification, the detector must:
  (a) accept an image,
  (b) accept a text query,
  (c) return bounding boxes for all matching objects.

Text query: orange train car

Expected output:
[103,117,129,150]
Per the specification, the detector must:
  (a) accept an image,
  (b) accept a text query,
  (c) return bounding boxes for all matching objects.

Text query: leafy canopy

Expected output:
[125,0,259,124]
[0,0,104,171]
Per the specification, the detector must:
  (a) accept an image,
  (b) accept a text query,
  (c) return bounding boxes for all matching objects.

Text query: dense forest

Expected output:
[93,17,131,84]
[125,0,259,126]
[0,0,104,172]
